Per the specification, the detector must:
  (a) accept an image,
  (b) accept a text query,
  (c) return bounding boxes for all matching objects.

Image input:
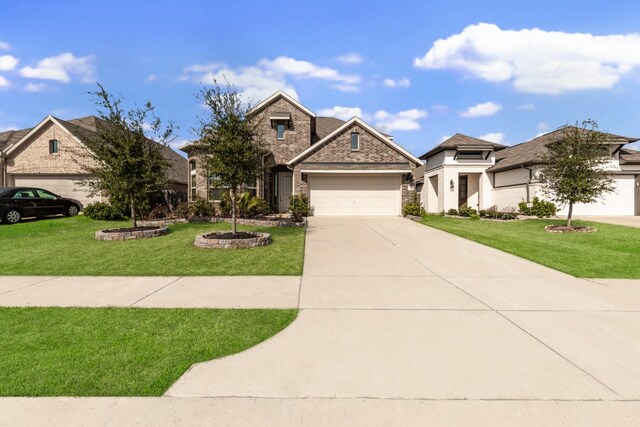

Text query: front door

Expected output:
[278,172,293,213]
[458,175,468,208]
[635,175,640,216]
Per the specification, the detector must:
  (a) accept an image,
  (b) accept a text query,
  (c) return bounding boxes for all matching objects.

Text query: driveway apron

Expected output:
[168,217,640,402]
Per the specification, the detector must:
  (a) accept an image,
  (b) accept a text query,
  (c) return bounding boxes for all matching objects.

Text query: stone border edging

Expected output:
[139,217,306,227]
[194,231,271,249]
[95,227,169,241]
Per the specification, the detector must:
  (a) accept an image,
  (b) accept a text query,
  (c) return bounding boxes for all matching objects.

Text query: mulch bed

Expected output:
[100,226,162,233]
[202,231,257,240]
[545,225,597,233]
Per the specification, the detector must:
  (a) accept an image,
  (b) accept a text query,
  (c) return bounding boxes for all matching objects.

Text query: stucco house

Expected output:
[420,128,640,216]
[181,91,422,216]
[0,115,188,207]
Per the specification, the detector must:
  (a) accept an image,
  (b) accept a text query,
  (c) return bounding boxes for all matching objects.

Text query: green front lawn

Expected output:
[0,216,305,275]
[0,307,297,396]
[419,216,640,278]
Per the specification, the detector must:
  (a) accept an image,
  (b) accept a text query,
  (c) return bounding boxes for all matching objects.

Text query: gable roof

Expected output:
[2,115,187,184]
[288,116,421,166]
[248,90,315,118]
[487,127,640,173]
[419,133,506,160]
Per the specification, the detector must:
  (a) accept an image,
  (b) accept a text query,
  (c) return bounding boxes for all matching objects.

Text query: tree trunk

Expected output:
[567,201,573,229]
[231,188,237,235]
[130,194,137,229]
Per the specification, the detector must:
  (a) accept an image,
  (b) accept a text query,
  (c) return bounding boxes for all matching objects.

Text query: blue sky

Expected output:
[1,0,639,156]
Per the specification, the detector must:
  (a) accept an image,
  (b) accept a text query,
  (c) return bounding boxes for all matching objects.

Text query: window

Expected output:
[13,189,37,199]
[49,139,59,154]
[244,178,257,197]
[207,175,222,201]
[276,123,285,140]
[350,133,360,151]
[189,160,197,200]
[36,189,58,199]
[457,151,483,160]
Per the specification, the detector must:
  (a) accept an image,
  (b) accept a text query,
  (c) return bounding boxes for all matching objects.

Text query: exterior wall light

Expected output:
[450,179,455,191]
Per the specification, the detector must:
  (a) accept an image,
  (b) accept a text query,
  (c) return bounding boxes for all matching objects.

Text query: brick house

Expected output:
[0,115,188,206]
[181,91,422,216]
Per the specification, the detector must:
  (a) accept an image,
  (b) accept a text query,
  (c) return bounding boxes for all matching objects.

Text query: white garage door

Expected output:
[11,175,99,207]
[556,175,636,216]
[308,174,402,216]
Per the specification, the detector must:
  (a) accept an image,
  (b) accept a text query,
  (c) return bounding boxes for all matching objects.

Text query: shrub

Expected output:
[402,192,426,217]
[289,194,310,222]
[470,213,480,220]
[83,202,126,221]
[458,207,478,217]
[446,208,458,216]
[109,192,150,219]
[175,202,191,219]
[237,192,272,218]
[518,197,557,218]
[146,204,170,220]
[191,198,216,218]
[438,210,446,217]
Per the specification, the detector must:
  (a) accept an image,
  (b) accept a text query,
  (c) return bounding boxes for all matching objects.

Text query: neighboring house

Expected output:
[0,115,188,207]
[181,91,422,216]
[420,128,640,216]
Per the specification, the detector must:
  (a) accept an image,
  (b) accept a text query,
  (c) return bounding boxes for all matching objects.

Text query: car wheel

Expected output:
[3,209,21,224]
[65,205,79,217]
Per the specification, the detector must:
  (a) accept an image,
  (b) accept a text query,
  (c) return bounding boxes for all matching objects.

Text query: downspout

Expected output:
[0,152,5,187]
[522,164,534,203]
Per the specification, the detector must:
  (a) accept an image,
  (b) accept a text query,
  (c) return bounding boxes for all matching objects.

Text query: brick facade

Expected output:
[7,121,95,175]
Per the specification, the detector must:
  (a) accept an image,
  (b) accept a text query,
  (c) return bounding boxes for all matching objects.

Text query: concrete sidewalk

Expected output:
[0,276,300,308]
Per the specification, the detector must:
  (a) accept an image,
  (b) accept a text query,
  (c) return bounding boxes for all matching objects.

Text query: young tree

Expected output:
[192,82,266,234]
[539,119,615,228]
[82,84,174,228]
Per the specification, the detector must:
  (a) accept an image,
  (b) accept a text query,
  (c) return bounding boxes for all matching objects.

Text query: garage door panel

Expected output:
[12,175,99,207]
[555,176,636,216]
[308,174,401,216]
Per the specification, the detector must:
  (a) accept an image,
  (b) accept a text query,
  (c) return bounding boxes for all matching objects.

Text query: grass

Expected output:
[0,216,305,275]
[419,215,640,278]
[0,307,297,396]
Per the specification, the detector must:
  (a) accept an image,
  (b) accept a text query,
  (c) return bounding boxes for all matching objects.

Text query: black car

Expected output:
[0,187,83,224]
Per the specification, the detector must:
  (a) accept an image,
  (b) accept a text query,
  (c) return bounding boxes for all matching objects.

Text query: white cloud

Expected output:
[25,82,47,92]
[374,109,428,132]
[332,84,360,93]
[182,56,361,102]
[20,52,95,83]
[537,122,548,131]
[415,23,640,94]
[518,103,536,111]
[0,55,18,71]
[317,106,364,120]
[259,56,359,84]
[440,135,452,142]
[461,101,502,118]
[479,132,505,144]
[0,75,9,88]
[0,40,9,50]
[145,74,156,83]
[336,53,363,64]
[383,77,411,88]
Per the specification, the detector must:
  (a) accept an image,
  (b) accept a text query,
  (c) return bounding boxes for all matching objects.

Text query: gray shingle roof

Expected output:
[419,133,507,159]
[620,147,640,165]
[488,127,640,173]
[0,115,187,184]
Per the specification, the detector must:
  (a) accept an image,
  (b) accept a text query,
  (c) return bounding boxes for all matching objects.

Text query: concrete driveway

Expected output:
[3,217,640,425]
[574,215,640,228]
[164,217,640,421]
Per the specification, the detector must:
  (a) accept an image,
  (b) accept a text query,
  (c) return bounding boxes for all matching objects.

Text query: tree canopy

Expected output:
[539,119,615,228]
[82,84,175,228]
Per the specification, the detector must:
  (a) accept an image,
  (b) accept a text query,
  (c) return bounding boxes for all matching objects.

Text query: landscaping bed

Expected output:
[95,226,168,241]
[419,215,640,278]
[0,216,305,276]
[194,231,271,249]
[0,307,297,396]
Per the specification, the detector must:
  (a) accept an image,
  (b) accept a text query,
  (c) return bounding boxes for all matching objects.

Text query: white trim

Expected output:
[287,117,422,166]
[248,90,315,118]
[5,116,84,155]
[302,169,410,174]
